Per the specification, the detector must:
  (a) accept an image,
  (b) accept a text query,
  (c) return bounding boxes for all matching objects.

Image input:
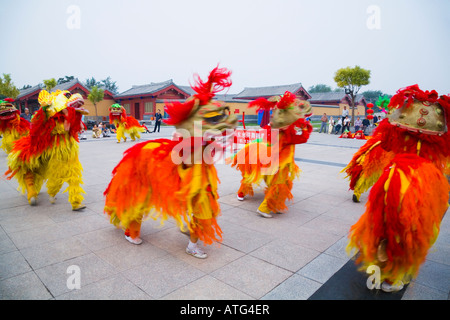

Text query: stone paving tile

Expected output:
[162,275,253,300]
[121,254,205,299]
[211,255,293,299]
[261,274,322,300]
[56,274,152,300]
[0,271,53,300]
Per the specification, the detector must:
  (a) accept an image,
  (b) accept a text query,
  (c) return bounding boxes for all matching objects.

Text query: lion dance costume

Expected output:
[229,92,313,218]
[345,85,450,291]
[104,67,237,258]
[109,104,146,143]
[0,98,30,154]
[5,90,88,210]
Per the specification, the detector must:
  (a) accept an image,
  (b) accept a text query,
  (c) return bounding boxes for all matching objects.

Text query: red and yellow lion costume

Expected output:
[104,67,237,256]
[0,98,30,154]
[344,85,450,289]
[228,92,313,217]
[109,104,146,143]
[5,90,88,210]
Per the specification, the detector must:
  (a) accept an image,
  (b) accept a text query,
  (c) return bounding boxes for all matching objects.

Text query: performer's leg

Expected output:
[24,171,38,205]
[237,181,253,201]
[65,158,86,211]
[352,191,361,203]
[46,175,64,204]
[185,218,207,259]
[124,220,142,245]
[257,198,272,218]
[117,125,126,143]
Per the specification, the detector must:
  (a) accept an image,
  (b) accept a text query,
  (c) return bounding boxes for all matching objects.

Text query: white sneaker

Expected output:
[186,245,208,259]
[125,235,143,245]
[237,193,245,201]
[257,209,272,218]
[29,197,37,206]
[381,281,404,292]
[49,196,56,204]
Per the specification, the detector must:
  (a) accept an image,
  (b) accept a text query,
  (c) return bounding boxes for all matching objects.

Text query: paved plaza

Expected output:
[0,126,449,300]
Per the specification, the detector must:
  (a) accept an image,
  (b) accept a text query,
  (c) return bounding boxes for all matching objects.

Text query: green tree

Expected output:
[85,77,101,89]
[0,73,20,99]
[57,75,75,84]
[334,65,371,125]
[43,78,57,92]
[308,84,332,93]
[88,85,104,118]
[101,76,119,94]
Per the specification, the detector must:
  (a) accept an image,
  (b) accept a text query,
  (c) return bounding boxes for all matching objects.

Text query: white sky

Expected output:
[1,0,449,95]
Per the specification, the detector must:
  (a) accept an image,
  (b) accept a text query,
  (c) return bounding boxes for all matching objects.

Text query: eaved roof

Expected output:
[51,78,87,92]
[17,84,43,99]
[116,80,190,98]
[234,83,309,99]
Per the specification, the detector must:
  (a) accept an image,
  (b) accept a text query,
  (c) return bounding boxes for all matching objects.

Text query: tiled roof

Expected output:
[234,83,306,99]
[51,78,88,92]
[115,80,189,98]
[17,84,43,99]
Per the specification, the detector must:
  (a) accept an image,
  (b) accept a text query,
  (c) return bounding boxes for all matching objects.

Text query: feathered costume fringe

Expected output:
[348,154,449,284]
[230,120,311,213]
[5,107,85,207]
[0,114,30,154]
[104,138,223,245]
[342,129,395,200]
[104,66,234,245]
[110,113,145,143]
[346,85,450,284]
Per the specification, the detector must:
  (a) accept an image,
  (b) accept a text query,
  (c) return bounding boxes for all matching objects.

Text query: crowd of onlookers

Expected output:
[91,122,114,139]
[318,106,382,135]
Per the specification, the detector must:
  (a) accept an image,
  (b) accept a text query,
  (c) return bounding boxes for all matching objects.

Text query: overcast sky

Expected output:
[1,0,449,96]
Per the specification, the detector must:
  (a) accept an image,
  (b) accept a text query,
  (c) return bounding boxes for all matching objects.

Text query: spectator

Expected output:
[319,113,328,133]
[92,124,101,138]
[343,116,350,133]
[362,118,370,134]
[153,110,162,133]
[335,117,342,134]
[328,116,335,134]
[21,108,32,121]
[354,117,362,132]
[102,123,110,137]
[341,106,349,121]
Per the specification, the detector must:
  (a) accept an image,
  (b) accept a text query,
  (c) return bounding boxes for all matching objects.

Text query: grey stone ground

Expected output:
[0,126,449,300]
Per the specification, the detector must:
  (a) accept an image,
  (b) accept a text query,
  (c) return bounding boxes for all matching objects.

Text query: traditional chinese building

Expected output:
[15,78,116,121]
[115,80,190,120]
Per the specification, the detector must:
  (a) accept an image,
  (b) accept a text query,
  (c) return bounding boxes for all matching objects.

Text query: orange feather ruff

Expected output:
[104,138,223,245]
[348,154,449,284]
[347,86,450,284]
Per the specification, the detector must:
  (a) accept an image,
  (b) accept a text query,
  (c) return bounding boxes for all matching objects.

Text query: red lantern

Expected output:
[366,109,374,114]
[367,103,374,108]
[367,115,374,120]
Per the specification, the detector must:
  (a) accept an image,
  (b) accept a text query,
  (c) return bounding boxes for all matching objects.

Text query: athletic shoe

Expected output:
[125,235,143,245]
[257,209,272,218]
[186,245,208,259]
[381,281,404,292]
